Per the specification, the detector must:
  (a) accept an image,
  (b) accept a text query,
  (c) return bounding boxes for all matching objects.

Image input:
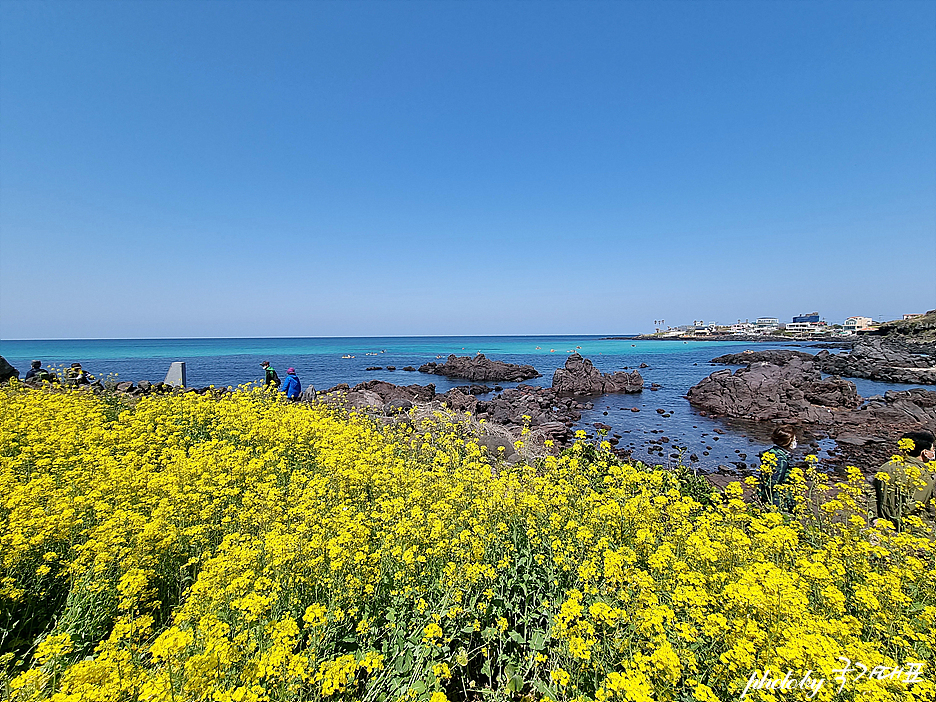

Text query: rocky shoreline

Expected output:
[689,352,936,469]
[712,336,936,386]
[318,353,644,449]
[5,328,934,477]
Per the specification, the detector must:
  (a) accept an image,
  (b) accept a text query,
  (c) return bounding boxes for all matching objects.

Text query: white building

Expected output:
[729,323,755,334]
[753,317,779,333]
[843,316,874,332]
[786,322,826,335]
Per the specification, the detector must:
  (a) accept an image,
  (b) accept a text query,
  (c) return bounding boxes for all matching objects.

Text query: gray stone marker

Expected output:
[164,362,186,387]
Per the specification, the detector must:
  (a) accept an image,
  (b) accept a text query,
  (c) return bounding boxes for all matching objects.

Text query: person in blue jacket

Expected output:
[281,367,301,400]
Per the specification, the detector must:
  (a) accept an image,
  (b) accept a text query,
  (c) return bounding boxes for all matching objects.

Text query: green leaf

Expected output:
[507,674,524,692]
[530,631,546,650]
[481,660,492,679]
[533,680,553,697]
[411,681,426,694]
[509,630,525,645]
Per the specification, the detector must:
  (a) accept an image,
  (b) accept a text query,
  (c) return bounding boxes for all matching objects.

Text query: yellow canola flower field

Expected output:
[0,383,934,702]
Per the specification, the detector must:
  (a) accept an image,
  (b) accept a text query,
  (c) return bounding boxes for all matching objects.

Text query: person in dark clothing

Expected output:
[24,360,54,382]
[260,361,280,389]
[281,367,301,400]
[874,431,936,531]
[759,425,798,510]
[65,363,91,384]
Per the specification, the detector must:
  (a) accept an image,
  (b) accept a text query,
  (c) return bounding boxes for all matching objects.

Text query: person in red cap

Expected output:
[281,367,301,400]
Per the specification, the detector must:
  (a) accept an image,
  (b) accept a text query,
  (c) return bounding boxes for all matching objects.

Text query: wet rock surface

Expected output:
[418,353,541,382]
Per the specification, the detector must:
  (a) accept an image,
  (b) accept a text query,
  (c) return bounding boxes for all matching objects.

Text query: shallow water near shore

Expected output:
[0,335,920,473]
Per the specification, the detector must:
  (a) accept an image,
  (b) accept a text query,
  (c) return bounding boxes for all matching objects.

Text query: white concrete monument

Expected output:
[164,362,186,387]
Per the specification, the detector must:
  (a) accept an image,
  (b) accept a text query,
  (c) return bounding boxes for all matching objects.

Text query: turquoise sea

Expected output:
[0,336,916,472]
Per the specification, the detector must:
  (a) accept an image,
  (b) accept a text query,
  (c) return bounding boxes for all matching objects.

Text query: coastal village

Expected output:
[646,311,928,338]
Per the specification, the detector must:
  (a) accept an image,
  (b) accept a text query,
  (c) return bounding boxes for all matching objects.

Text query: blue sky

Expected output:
[1,0,933,339]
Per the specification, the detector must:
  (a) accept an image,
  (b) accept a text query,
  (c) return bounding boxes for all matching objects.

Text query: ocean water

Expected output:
[0,336,918,472]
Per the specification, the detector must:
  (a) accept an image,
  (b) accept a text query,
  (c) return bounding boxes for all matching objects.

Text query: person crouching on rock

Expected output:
[759,425,798,511]
[281,367,301,401]
[65,363,91,385]
[874,431,936,532]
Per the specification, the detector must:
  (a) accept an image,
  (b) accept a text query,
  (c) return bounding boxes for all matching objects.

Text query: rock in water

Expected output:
[551,354,643,396]
[418,353,541,382]
[686,356,860,424]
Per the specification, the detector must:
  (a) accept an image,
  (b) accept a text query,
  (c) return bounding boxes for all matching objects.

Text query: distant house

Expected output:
[903,313,922,321]
[786,321,826,335]
[792,312,820,323]
[754,317,779,333]
[729,323,755,334]
[843,316,874,332]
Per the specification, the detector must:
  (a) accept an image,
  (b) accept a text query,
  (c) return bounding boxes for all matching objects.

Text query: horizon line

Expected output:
[0,333,643,342]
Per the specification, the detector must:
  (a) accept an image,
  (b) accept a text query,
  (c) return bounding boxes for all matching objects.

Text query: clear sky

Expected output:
[1,0,934,339]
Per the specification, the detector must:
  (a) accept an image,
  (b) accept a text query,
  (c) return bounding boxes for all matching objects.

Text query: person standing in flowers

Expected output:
[758,425,798,510]
[874,431,936,531]
[260,360,280,389]
[281,367,301,400]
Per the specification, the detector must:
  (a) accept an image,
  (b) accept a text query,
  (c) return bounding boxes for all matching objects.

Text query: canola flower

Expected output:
[0,382,934,702]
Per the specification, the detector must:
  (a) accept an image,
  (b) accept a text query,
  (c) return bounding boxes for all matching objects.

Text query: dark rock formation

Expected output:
[687,357,860,424]
[828,388,936,467]
[475,384,584,438]
[0,356,19,383]
[320,380,436,411]
[454,384,494,396]
[551,354,643,396]
[418,354,541,382]
[711,349,815,365]
[353,379,436,403]
[440,388,477,413]
[692,352,936,469]
[815,337,936,385]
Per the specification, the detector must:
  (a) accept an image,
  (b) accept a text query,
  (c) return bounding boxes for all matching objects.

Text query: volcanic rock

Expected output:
[815,337,936,385]
[711,349,815,365]
[686,357,860,424]
[0,356,20,383]
[418,354,541,382]
[551,354,643,396]
[454,384,494,396]
[441,388,478,413]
